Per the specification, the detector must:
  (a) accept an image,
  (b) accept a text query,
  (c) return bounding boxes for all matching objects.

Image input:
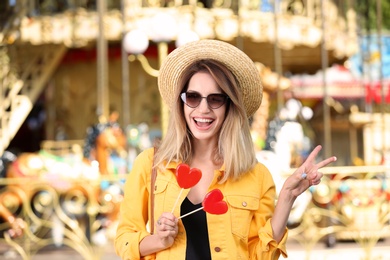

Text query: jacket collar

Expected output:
[165,160,225,172]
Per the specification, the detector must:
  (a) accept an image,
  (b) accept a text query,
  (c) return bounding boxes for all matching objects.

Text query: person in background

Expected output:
[115,40,336,259]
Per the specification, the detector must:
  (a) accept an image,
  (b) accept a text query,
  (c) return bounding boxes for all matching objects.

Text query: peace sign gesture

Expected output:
[272,145,337,243]
[283,145,337,198]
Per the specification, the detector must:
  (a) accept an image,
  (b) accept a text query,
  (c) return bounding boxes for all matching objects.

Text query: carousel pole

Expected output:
[96,0,109,121]
[321,0,332,158]
[121,0,130,126]
[364,0,373,114]
[273,0,283,112]
[376,0,386,162]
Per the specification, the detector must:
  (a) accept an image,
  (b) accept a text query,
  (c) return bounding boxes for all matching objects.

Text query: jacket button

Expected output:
[242,201,247,207]
[214,247,221,252]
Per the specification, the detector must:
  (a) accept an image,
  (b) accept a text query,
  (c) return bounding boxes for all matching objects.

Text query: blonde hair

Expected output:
[154,60,257,183]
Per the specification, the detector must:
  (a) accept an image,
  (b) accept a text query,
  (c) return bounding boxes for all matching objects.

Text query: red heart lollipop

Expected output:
[176,163,202,189]
[202,189,228,215]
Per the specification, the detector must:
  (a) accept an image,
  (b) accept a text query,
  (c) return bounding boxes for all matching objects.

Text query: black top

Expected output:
[181,197,212,260]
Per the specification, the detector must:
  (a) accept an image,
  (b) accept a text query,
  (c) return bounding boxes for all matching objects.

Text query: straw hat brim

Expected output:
[158,39,263,117]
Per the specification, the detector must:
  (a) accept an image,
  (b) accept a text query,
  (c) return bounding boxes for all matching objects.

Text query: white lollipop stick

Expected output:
[171,188,184,213]
[178,207,204,219]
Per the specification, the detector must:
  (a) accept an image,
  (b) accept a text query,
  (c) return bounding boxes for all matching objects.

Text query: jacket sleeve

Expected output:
[249,163,288,260]
[114,148,156,260]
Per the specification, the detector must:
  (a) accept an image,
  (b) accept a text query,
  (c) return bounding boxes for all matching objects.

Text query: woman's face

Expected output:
[183,71,227,143]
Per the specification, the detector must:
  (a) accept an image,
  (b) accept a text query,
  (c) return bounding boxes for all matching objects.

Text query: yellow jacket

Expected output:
[115,148,288,259]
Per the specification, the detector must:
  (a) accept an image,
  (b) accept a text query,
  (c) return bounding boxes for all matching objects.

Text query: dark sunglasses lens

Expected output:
[185,92,202,107]
[181,92,227,108]
[207,94,227,108]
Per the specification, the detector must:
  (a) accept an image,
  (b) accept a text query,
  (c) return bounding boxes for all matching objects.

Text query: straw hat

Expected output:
[158,39,263,117]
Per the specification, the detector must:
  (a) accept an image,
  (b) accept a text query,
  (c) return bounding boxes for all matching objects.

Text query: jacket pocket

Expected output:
[154,178,168,194]
[226,195,259,239]
[153,179,169,213]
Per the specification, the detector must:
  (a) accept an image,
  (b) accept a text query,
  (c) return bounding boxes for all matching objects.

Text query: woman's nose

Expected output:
[198,97,210,112]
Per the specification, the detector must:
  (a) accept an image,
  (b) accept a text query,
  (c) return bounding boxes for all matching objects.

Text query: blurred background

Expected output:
[1,0,390,259]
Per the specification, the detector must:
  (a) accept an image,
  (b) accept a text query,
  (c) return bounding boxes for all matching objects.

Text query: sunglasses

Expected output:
[180,92,229,109]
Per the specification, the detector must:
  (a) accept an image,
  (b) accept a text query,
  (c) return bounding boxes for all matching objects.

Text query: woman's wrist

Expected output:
[277,189,296,206]
[154,234,171,250]
[140,233,169,257]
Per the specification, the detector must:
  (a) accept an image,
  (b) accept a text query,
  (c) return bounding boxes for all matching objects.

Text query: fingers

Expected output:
[305,145,322,164]
[286,145,335,197]
[156,213,178,233]
[305,145,337,168]
[301,172,315,185]
[302,145,337,178]
[304,156,336,184]
[316,156,337,169]
[308,171,323,185]
[298,169,323,187]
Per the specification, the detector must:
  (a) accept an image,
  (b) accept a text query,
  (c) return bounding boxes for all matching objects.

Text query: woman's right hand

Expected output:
[140,212,179,256]
[155,212,178,249]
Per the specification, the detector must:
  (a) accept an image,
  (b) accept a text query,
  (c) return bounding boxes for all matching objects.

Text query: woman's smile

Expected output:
[193,117,214,128]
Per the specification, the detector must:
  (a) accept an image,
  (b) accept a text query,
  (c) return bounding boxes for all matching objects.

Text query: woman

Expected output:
[115,40,336,259]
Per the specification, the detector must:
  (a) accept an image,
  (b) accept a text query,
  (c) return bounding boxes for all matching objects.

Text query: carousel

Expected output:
[2,0,389,259]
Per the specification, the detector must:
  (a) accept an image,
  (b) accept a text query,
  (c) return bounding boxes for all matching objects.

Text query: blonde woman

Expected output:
[115,40,336,260]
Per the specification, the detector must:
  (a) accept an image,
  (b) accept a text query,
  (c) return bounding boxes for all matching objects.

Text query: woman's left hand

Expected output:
[282,145,337,199]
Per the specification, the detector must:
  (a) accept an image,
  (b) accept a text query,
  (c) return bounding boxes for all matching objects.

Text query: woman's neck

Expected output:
[191,138,222,169]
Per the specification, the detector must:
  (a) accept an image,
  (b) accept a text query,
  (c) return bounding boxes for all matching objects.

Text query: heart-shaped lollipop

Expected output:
[202,189,228,215]
[176,163,202,189]
[171,163,202,213]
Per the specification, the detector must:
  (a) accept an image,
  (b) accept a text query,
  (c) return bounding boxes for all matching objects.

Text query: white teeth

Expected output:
[194,118,213,123]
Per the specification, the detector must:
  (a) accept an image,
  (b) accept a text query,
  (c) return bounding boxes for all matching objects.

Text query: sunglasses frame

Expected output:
[180,92,229,109]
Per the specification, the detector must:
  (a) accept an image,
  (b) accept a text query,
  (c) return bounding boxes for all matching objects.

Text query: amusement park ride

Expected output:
[1,0,390,259]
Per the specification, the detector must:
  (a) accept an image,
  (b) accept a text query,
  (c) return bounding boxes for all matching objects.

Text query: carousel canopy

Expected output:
[289,64,364,99]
